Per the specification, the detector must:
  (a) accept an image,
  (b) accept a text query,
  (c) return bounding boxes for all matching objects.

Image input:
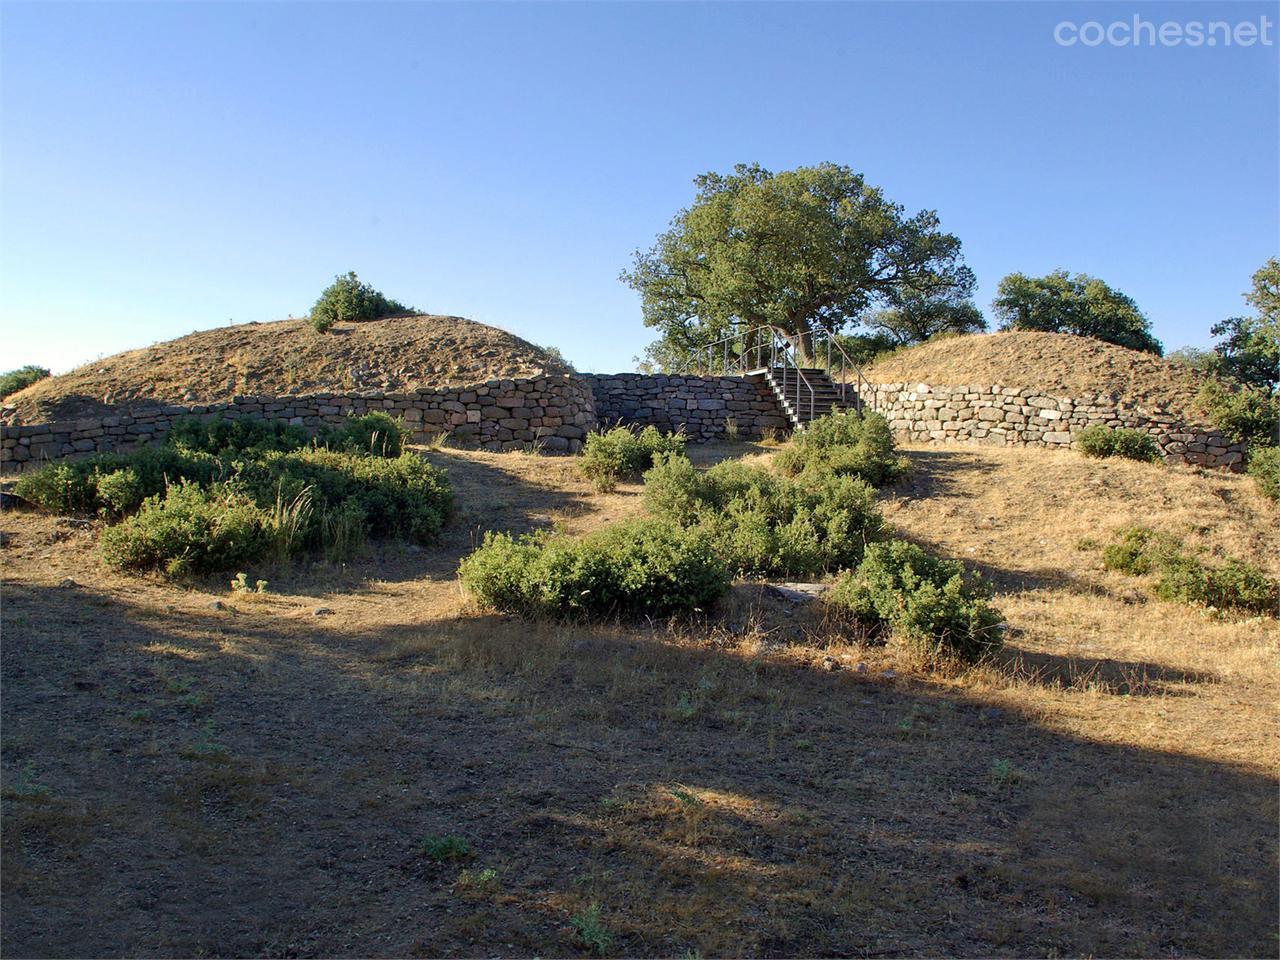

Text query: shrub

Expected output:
[1077,425,1161,463]
[1248,445,1280,501]
[317,412,406,457]
[1100,525,1278,616]
[168,415,309,456]
[643,453,884,578]
[238,448,452,547]
[1101,525,1181,576]
[774,410,907,486]
[13,447,220,517]
[1153,555,1277,615]
[459,518,729,620]
[0,365,50,399]
[17,415,453,576]
[99,482,274,577]
[310,271,412,333]
[579,425,686,491]
[828,539,1004,665]
[1196,379,1279,449]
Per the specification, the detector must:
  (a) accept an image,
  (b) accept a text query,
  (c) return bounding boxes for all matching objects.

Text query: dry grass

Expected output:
[865,330,1212,418]
[2,441,1277,957]
[2,314,568,424]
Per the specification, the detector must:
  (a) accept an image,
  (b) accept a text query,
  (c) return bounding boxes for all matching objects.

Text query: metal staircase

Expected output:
[677,324,873,430]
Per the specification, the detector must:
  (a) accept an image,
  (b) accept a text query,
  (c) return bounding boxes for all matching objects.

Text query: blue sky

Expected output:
[2,1,1276,374]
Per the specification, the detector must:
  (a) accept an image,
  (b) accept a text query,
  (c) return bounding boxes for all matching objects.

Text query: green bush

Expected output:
[14,447,220,517]
[167,416,310,456]
[579,425,686,491]
[828,539,1004,665]
[1101,525,1182,576]
[1248,445,1280,501]
[1100,525,1277,616]
[310,271,412,333]
[317,412,406,457]
[774,410,907,486]
[1077,426,1162,463]
[0,365,50,399]
[1196,379,1279,449]
[16,414,452,577]
[99,482,274,577]
[458,518,729,620]
[643,453,884,577]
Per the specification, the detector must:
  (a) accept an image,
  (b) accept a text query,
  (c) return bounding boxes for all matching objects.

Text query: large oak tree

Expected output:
[622,163,976,367]
[991,270,1163,355]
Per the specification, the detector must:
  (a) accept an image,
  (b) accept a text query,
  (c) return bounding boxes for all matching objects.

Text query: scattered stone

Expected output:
[820,655,841,671]
[58,578,79,589]
[855,662,868,673]
[207,600,226,611]
[765,582,830,604]
[881,668,897,679]
[313,606,335,617]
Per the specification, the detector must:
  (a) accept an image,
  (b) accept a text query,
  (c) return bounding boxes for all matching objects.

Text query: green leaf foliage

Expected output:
[1076,425,1162,463]
[1100,525,1277,616]
[578,425,686,491]
[642,452,885,578]
[773,410,908,486]
[992,270,1162,355]
[1248,445,1280,501]
[827,539,1004,665]
[458,519,730,621]
[310,271,412,333]
[623,162,975,368]
[0,365,50,399]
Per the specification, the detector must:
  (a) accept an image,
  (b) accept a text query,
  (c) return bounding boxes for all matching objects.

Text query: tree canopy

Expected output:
[622,163,975,366]
[1208,258,1279,389]
[991,270,1162,355]
[310,272,412,333]
[862,282,987,345]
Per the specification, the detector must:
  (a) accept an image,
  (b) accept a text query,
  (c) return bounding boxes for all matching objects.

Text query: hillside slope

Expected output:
[865,331,1209,417]
[3,315,568,424]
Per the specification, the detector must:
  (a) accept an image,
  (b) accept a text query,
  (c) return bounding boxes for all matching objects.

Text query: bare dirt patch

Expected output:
[865,331,1212,418]
[2,441,1276,957]
[3,315,568,424]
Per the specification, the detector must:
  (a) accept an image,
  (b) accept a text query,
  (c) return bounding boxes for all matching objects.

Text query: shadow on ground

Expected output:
[2,579,1275,958]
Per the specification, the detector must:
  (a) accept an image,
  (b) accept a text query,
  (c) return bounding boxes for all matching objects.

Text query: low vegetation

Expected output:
[0,364,50,399]
[458,519,729,620]
[578,424,686,491]
[14,413,450,576]
[1195,378,1279,450]
[773,410,908,485]
[310,271,413,333]
[1248,445,1280,501]
[1102,525,1277,616]
[828,539,1004,665]
[642,453,883,577]
[1076,425,1162,463]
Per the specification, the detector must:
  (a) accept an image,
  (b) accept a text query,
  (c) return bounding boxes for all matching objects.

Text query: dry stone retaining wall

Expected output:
[868,382,1246,470]
[1,375,596,473]
[584,373,790,441]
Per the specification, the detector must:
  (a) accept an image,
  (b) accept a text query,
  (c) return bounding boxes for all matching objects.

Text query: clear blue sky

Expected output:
[2,1,1276,374]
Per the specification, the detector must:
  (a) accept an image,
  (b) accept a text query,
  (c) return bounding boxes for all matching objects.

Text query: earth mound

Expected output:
[3,314,569,424]
[865,331,1209,416]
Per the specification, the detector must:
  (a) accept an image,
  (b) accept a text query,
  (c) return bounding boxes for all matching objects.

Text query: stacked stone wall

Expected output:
[1,375,595,473]
[583,373,789,441]
[868,382,1246,470]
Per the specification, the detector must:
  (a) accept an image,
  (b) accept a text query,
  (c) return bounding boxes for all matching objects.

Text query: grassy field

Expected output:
[2,440,1277,957]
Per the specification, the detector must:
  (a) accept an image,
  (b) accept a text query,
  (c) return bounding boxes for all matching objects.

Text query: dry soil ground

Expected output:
[2,441,1277,958]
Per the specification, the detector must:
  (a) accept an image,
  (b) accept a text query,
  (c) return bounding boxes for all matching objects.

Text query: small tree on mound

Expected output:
[0,365,50,399]
[992,270,1162,355]
[310,272,413,333]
